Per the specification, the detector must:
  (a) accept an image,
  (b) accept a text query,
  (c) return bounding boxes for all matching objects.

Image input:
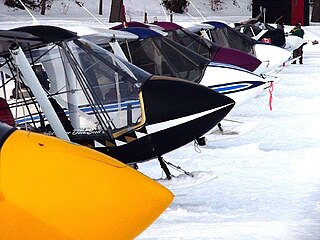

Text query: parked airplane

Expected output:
[86,26,270,110]
[187,21,292,73]
[0,25,235,178]
[233,21,307,52]
[111,21,266,74]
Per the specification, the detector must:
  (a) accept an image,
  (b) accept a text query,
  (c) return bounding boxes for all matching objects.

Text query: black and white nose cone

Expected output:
[104,76,235,164]
[143,76,235,125]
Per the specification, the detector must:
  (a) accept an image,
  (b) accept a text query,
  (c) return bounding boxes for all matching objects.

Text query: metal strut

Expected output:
[158,156,194,180]
[158,156,172,180]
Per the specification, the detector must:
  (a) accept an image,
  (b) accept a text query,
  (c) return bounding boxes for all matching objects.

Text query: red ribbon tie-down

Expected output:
[269,81,274,111]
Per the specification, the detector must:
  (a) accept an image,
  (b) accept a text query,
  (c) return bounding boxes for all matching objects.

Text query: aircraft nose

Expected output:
[254,43,292,70]
[142,76,235,125]
[0,122,173,240]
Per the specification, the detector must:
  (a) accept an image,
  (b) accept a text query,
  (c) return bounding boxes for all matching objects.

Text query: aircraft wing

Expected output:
[0,26,78,57]
[0,29,42,56]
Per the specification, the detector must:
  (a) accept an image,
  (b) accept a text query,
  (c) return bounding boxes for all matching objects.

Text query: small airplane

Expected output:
[186,21,292,73]
[110,21,265,74]
[87,26,271,110]
[233,21,308,52]
[0,121,173,239]
[0,25,235,179]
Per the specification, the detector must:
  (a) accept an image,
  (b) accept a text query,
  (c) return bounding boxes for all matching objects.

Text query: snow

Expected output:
[1,0,320,239]
[137,30,320,239]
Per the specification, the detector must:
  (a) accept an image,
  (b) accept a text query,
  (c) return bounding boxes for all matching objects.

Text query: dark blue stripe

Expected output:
[16,100,141,125]
[212,84,250,93]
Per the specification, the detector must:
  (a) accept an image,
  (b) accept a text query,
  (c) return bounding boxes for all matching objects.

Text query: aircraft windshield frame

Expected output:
[162,29,220,59]
[174,28,220,54]
[121,35,209,83]
[0,37,146,142]
[74,38,152,86]
[206,27,256,54]
[59,38,145,135]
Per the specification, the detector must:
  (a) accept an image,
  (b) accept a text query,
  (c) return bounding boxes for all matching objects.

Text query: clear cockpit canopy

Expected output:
[118,34,210,84]
[202,26,256,55]
[0,37,152,139]
[166,28,220,59]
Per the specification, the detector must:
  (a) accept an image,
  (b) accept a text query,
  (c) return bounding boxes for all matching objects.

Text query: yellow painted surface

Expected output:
[0,130,173,240]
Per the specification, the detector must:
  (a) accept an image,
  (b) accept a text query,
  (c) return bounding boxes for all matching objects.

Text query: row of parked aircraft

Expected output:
[0,17,305,239]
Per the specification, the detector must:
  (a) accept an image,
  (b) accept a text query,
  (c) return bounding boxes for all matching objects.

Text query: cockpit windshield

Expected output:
[120,35,209,83]
[0,37,150,141]
[166,28,220,59]
[204,27,255,55]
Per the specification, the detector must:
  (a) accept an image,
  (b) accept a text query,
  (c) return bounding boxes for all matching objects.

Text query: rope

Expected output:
[163,159,194,177]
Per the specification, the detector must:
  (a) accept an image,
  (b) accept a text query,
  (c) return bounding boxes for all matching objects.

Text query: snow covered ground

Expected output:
[137,28,320,239]
[1,0,320,239]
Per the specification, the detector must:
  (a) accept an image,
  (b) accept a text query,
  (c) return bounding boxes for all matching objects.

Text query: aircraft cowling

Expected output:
[100,76,235,163]
[253,43,291,70]
[142,76,234,124]
[0,121,173,240]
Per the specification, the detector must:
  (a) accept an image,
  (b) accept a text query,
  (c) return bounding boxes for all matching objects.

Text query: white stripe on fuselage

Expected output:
[145,103,234,135]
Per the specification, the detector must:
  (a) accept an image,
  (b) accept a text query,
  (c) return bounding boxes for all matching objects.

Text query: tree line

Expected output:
[3,0,320,22]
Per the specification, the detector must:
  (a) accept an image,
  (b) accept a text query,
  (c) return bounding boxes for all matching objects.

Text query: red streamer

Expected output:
[269,81,274,111]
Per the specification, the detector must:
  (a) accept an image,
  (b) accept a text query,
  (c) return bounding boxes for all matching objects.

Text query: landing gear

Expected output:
[158,156,172,180]
[158,156,193,180]
[195,136,207,146]
[195,122,225,147]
